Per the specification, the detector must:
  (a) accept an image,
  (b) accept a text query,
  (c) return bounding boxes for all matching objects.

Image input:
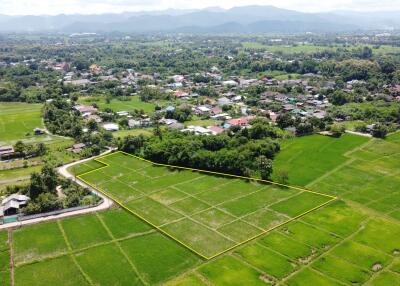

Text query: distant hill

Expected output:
[0,5,398,33]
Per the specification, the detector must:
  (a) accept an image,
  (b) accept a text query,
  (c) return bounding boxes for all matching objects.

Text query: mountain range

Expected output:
[0,5,399,33]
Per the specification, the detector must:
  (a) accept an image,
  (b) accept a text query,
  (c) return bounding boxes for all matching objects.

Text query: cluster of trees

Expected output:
[118,128,280,178]
[276,113,332,136]
[330,101,400,124]
[44,99,112,157]
[4,164,100,215]
[165,107,192,123]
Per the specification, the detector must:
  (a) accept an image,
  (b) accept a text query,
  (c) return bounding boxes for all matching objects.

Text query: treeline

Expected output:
[117,125,281,178]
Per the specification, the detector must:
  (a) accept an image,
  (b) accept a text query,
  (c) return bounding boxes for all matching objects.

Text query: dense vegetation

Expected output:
[118,126,280,178]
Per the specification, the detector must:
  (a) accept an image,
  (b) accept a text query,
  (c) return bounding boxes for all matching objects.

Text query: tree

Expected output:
[372,124,388,138]
[258,155,273,180]
[29,172,44,199]
[87,119,98,132]
[40,164,58,193]
[276,113,295,129]
[276,170,289,185]
[14,141,26,155]
[330,90,348,106]
[330,124,345,138]
[34,143,47,156]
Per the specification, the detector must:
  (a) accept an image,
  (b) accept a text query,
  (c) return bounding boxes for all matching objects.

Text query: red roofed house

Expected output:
[210,106,222,115]
[174,91,189,98]
[74,105,98,113]
[208,126,224,135]
[227,116,255,127]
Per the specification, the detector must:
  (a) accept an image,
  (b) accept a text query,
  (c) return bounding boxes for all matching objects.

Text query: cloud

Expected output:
[0,0,399,15]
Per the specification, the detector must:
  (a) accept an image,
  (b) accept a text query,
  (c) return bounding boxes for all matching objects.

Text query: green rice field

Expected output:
[272,134,368,186]
[0,102,44,144]
[3,134,400,285]
[76,152,333,258]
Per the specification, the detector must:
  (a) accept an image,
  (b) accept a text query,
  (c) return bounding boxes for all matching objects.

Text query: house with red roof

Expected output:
[226,116,255,127]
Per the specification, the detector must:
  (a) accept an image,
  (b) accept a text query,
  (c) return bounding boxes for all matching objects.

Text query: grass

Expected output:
[77,151,333,258]
[311,255,371,284]
[387,131,400,144]
[0,270,11,286]
[353,219,400,254]
[235,243,297,279]
[272,134,369,186]
[0,102,43,144]
[198,255,267,286]
[309,138,400,220]
[113,128,153,139]
[120,233,200,285]
[330,241,392,270]
[78,96,156,113]
[98,209,152,239]
[11,210,200,286]
[286,268,342,286]
[74,243,143,285]
[269,191,332,218]
[13,222,68,265]
[241,42,400,56]
[14,255,89,286]
[60,215,112,250]
[369,272,400,286]
[280,221,340,250]
[165,273,206,286]
[7,129,400,286]
[258,232,313,260]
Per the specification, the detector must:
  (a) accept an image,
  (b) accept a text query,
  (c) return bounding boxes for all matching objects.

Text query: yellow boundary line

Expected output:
[77,151,337,260]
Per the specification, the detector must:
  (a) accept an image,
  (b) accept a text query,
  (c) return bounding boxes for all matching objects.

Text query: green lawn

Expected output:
[0,102,44,144]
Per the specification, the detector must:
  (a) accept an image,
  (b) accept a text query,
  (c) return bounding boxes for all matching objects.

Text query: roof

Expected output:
[75,105,97,113]
[0,146,14,155]
[72,143,86,149]
[208,126,224,135]
[2,194,30,206]
[103,123,119,131]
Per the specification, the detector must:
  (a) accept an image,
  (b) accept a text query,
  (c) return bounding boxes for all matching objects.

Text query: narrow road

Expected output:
[0,149,114,230]
[345,130,372,138]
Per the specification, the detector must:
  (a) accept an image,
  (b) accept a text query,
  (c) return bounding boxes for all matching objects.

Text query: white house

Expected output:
[103,123,119,132]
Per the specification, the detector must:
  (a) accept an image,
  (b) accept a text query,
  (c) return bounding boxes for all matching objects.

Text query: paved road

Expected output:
[0,149,114,230]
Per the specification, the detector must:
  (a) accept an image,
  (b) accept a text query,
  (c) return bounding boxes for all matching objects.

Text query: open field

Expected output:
[4,135,400,285]
[272,134,369,186]
[0,137,77,192]
[78,96,156,113]
[241,42,400,55]
[113,128,154,139]
[4,209,200,286]
[0,102,44,145]
[76,151,334,259]
[309,138,400,220]
[167,200,400,286]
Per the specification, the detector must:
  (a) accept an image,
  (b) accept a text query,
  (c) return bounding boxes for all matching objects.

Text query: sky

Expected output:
[0,0,398,16]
